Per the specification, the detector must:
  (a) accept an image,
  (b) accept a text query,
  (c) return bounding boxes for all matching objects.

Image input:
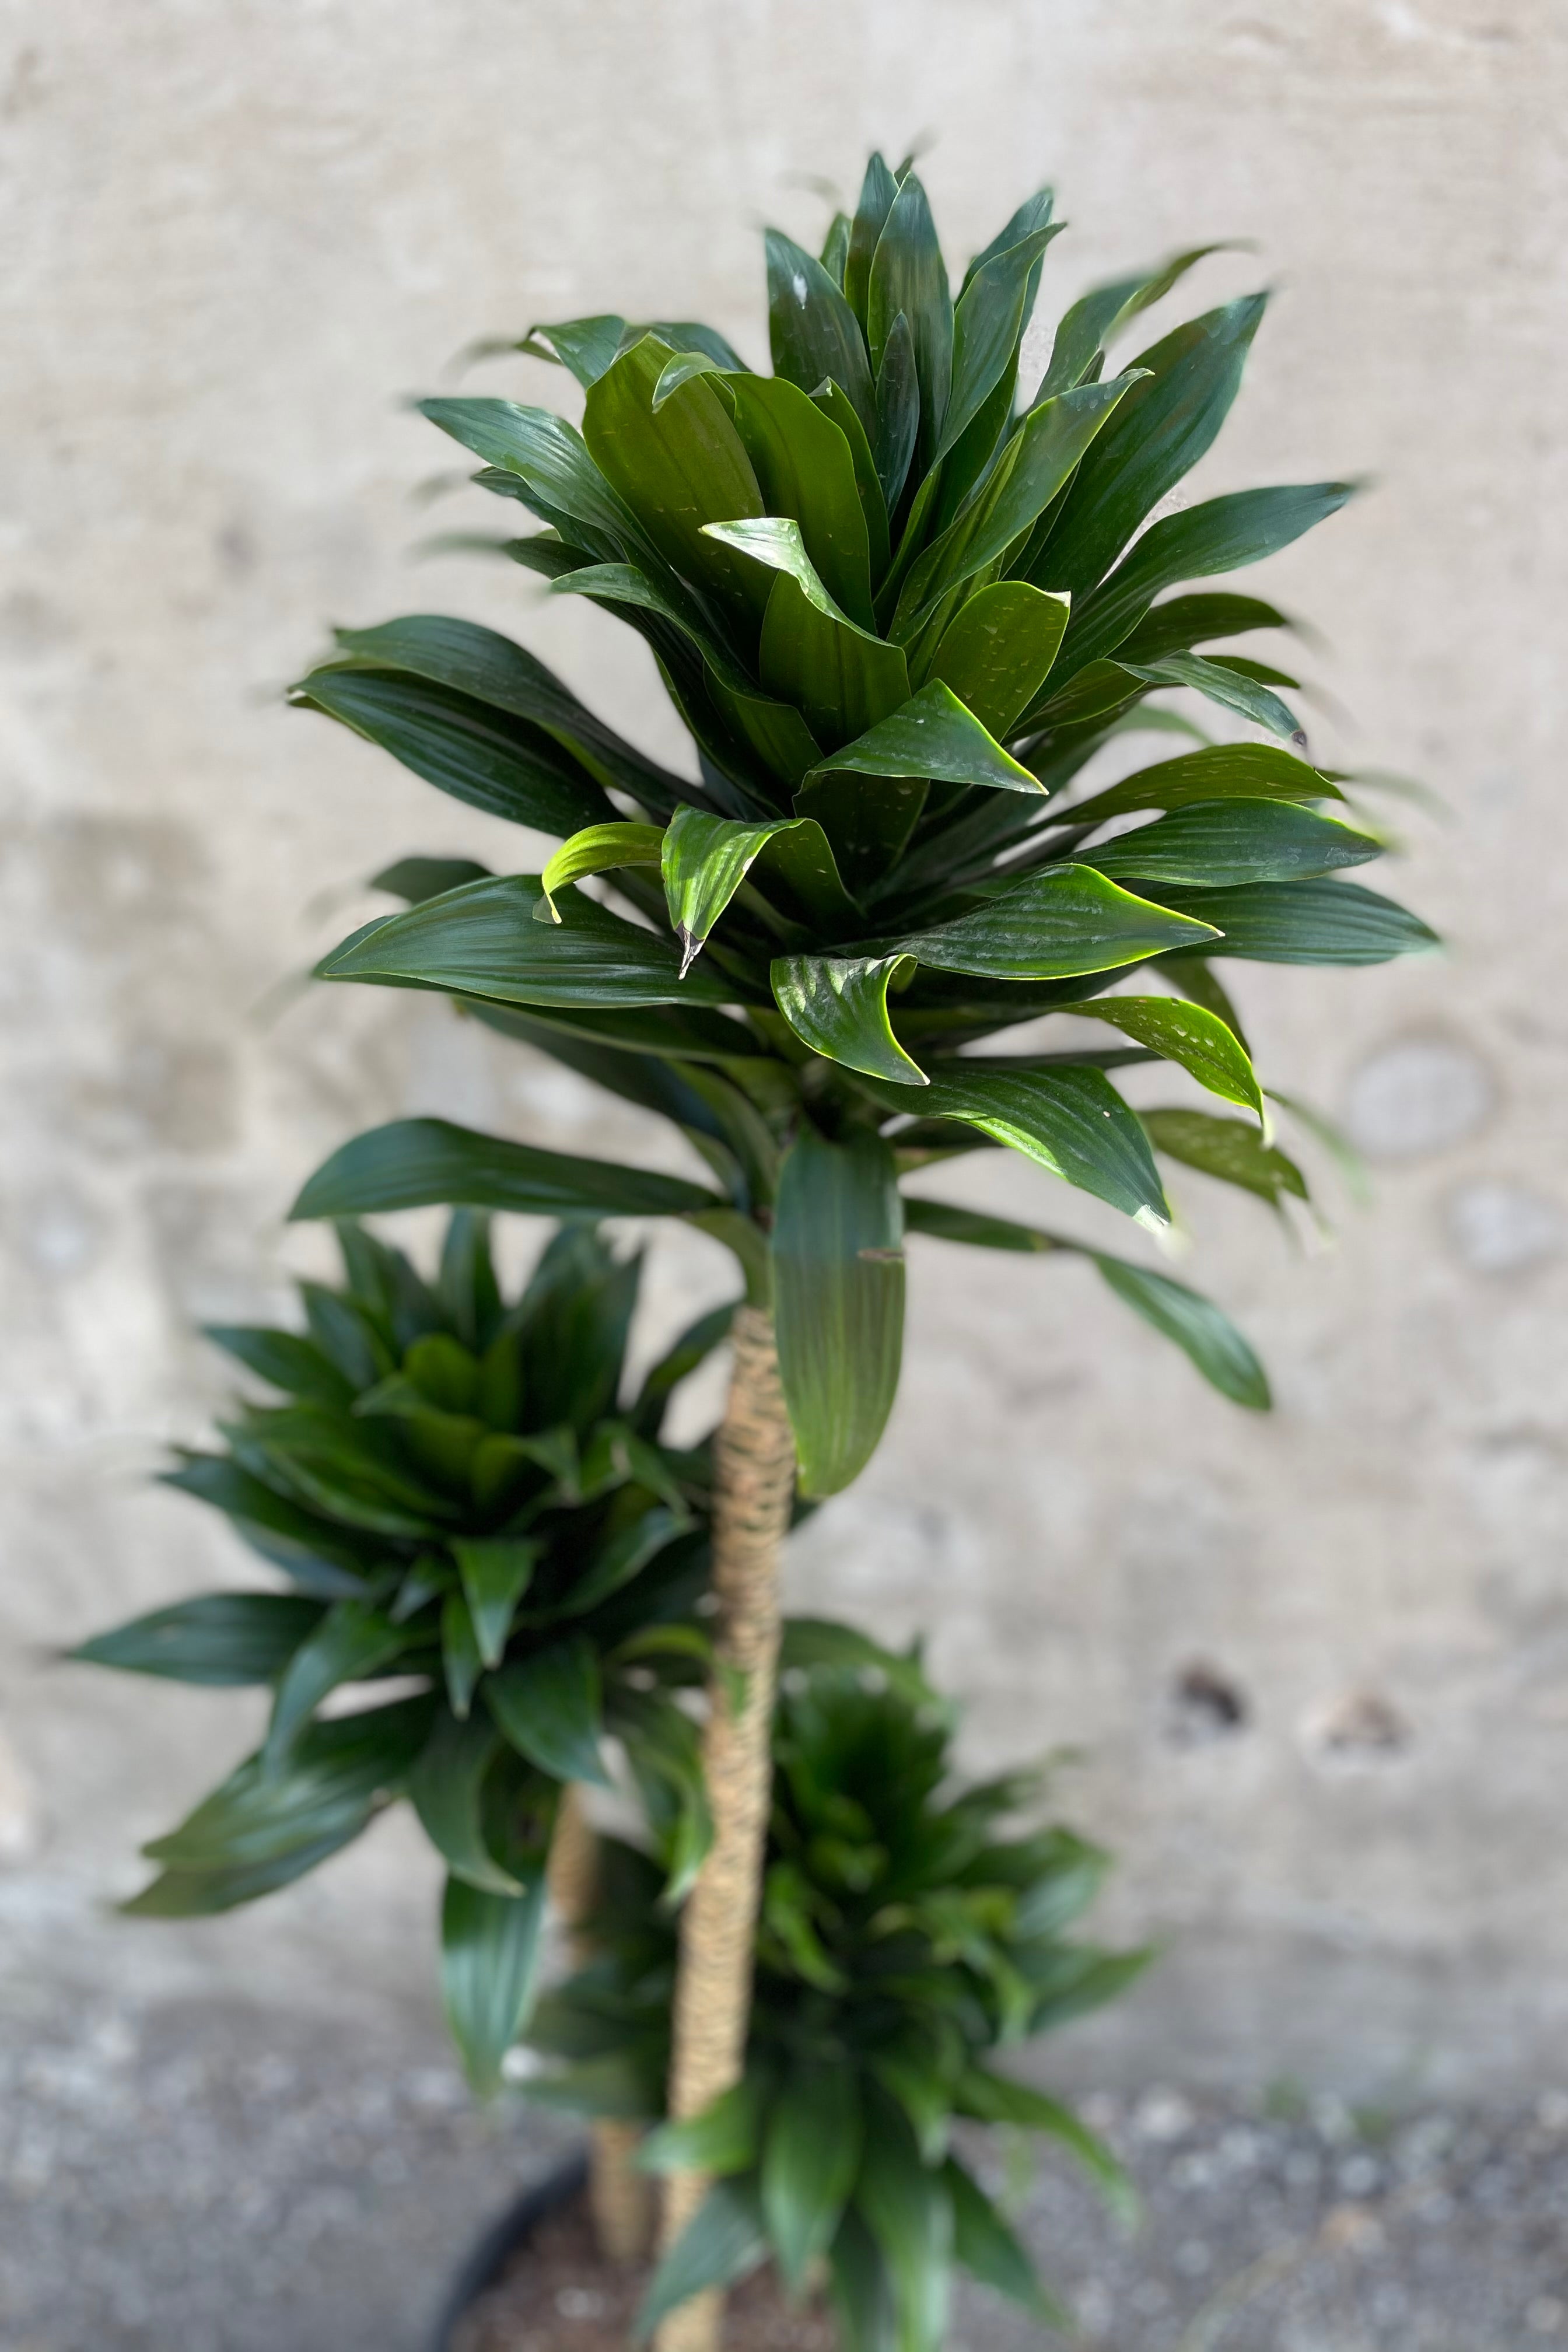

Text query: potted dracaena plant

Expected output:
[280,147,1430,2346]
[71,1211,913,2260]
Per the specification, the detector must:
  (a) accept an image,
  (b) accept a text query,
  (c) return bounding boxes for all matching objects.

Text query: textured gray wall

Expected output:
[5,0,1565,2099]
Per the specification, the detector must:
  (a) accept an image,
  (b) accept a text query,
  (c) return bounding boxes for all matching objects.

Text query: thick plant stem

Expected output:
[547,1786,654,2263]
[655,1306,795,2352]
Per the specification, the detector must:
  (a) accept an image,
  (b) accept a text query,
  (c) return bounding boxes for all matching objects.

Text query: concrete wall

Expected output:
[5,0,1566,2098]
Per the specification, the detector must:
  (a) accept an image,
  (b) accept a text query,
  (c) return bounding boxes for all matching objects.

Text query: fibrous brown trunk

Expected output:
[654,1306,795,2352]
[547,1785,654,2263]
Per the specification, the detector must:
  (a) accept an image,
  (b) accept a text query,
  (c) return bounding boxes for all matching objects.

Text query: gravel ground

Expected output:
[4,1990,1567,2352]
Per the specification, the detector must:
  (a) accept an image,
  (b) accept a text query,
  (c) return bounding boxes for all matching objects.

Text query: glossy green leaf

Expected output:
[873,310,920,513]
[811,376,891,582]
[771,953,925,1084]
[1063,742,1341,828]
[317,873,738,1009]
[866,172,953,471]
[805,682,1043,797]
[418,398,649,562]
[893,864,1216,980]
[1060,482,1354,678]
[1030,295,1268,603]
[514,312,627,386]
[452,1536,544,1667]
[1116,592,1291,664]
[896,377,1143,643]
[314,615,677,811]
[289,1117,718,1225]
[773,1125,904,1498]
[487,1636,610,1787]
[866,1065,1169,1227]
[1066,994,1263,1119]
[160,1454,377,1595]
[1154,878,1438,965]
[924,582,1071,737]
[262,1600,405,1773]
[71,1594,326,1688]
[1093,1255,1270,1408]
[1143,1107,1308,1208]
[729,373,876,628]
[1031,242,1236,402]
[293,666,614,843]
[845,150,900,331]
[408,1711,523,1895]
[636,2179,768,2342]
[1122,649,1302,741]
[821,210,852,284]
[943,2159,1059,2323]
[660,807,852,970]
[1082,798,1381,887]
[939,221,1063,461]
[701,514,912,751]
[636,2078,762,2178]
[441,1871,549,2096]
[764,2063,865,2292]
[536,822,664,922]
[582,335,770,636]
[766,228,877,436]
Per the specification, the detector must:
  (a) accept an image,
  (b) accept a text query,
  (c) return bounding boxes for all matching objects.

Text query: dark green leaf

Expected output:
[1119,649,1302,741]
[1030,295,1268,603]
[939,221,1064,461]
[944,2159,1060,2323]
[894,376,1140,634]
[203,1326,353,1408]
[317,614,678,813]
[636,2179,768,2341]
[729,374,876,628]
[418,398,647,564]
[262,1600,406,1772]
[866,172,953,472]
[892,864,1216,980]
[71,1594,326,1687]
[293,667,611,841]
[1116,591,1291,665]
[1060,482,1354,678]
[771,953,926,1084]
[408,1710,523,1894]
[704,516,911,751]
[954,2069,1133,2218]
[160,1454,377,1595]
[1093,1255,1270,1408]
[767,229,877,438]
[774,1125,904,1498]
[821,211,852,285]
[873,312,920,512]
[855,2098,953,2352]
[452,1536,544,1667]
[317,873,738,1010]
[805,682,1043,797]
[442,1589,484,1717]
[924,582,1070,738]
[514,313,627,387]
[763,2063,864,2292]
[1031,243,1234,402]
[441,1871,549,2095]
[845,151,900,331]
[1143,1107,1309,1208]
[812,376,891,583]
[487,1636,610,1787]
[866,1065,1169,1227]
[289,1118,719,1225]
[582,336,770,639]
[1155,878,1438,965]
[1082,799,1381,887]
[1063,742,1341,828]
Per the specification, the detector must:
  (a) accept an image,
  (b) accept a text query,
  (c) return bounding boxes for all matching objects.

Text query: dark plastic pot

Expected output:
[428,2151,589,2352]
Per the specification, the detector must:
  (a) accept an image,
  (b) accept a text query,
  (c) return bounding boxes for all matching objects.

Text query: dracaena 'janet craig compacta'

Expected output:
[290,157,1430,1492]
